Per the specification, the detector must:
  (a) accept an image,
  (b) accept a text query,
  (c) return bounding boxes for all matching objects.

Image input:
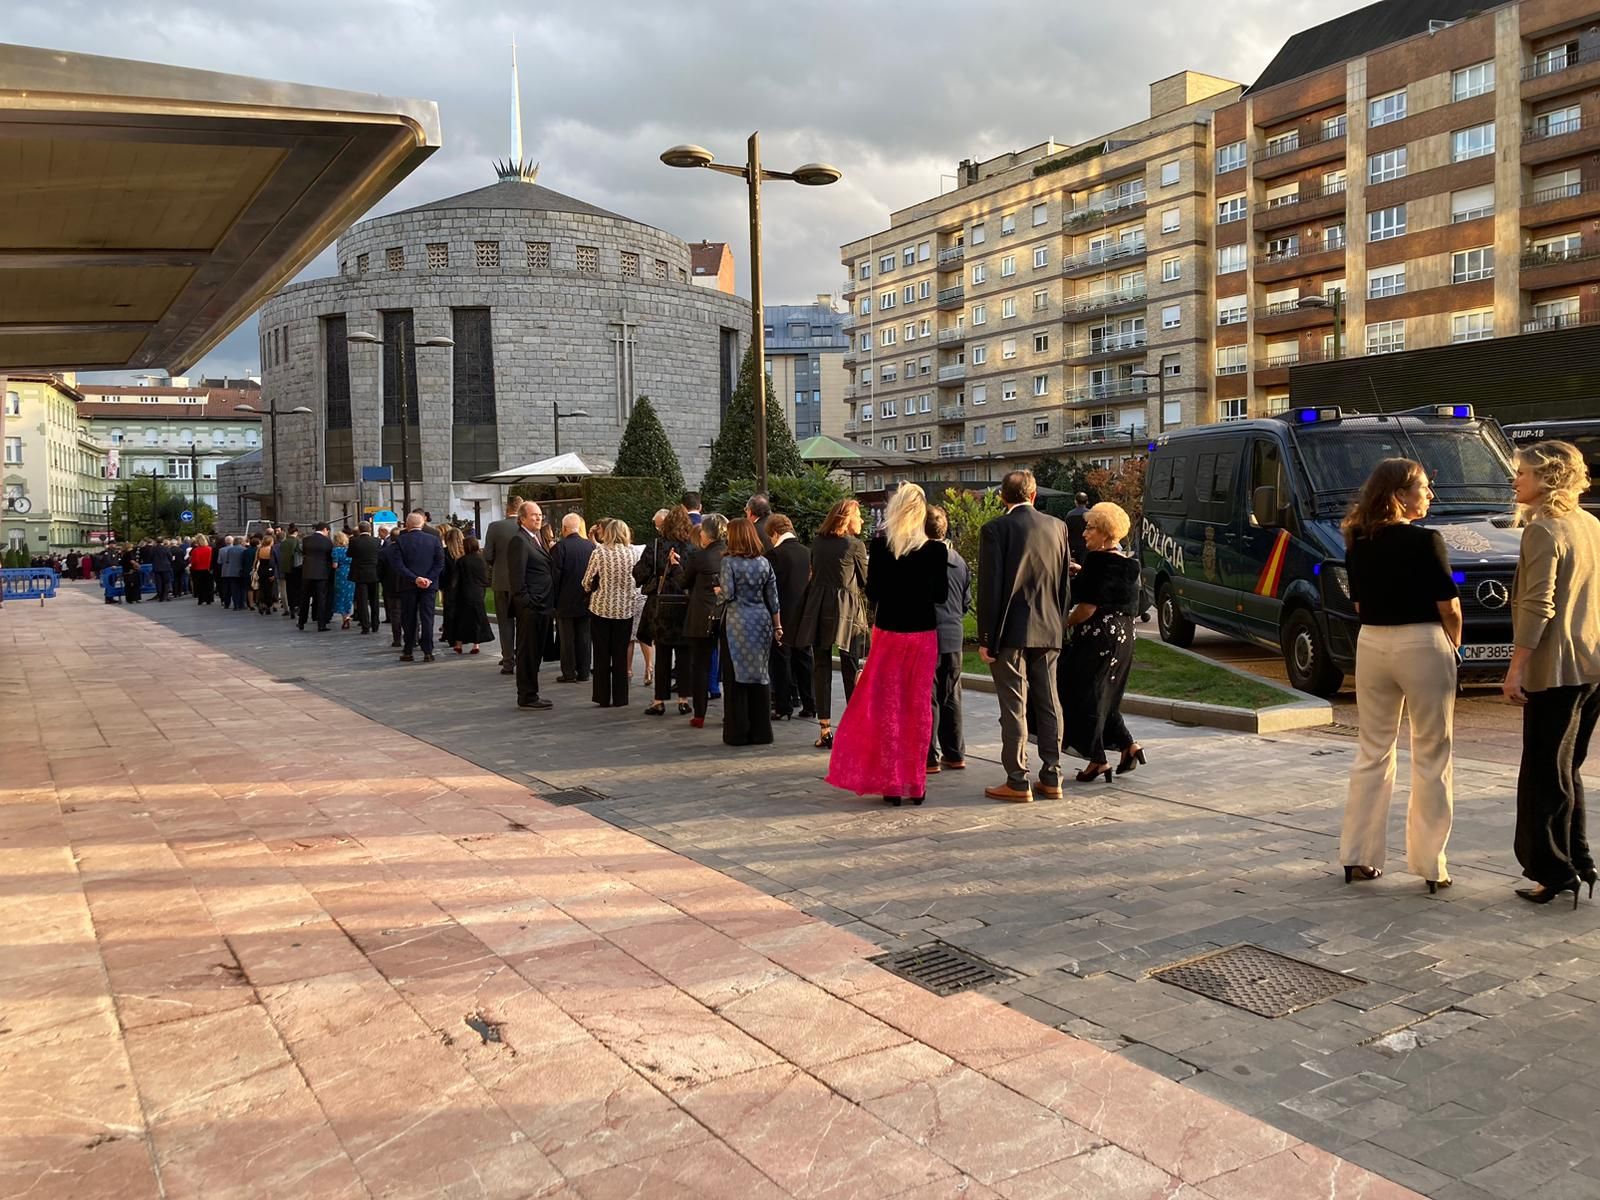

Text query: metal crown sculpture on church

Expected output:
[495,38,540,185]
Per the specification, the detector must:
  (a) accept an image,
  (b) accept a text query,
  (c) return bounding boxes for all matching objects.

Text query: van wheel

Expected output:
[1156,582,1194,648]
[1282,608,1343,697]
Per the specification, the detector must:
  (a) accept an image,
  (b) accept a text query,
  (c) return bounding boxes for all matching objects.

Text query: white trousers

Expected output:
[1339,623,1457,880]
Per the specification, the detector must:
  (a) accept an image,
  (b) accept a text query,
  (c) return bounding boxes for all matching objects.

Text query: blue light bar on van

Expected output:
[1147,441,1158,452]
[1435,404,1473,418]
[1295,407,1343,424]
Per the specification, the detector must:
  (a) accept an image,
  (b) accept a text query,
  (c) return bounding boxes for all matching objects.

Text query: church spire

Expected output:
[495,38,540,184]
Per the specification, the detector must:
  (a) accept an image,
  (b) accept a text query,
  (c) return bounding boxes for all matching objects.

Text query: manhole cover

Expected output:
[1151,944,1363,1018]
[869,942,1013,997]
[541,787,608,806]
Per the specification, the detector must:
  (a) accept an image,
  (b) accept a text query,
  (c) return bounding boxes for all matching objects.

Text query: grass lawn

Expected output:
[960,637,1296,710]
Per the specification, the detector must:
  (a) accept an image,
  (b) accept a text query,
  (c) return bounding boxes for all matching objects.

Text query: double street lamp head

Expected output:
[660,143,841,187]
[233,403,312,415]
[346,331,456,349]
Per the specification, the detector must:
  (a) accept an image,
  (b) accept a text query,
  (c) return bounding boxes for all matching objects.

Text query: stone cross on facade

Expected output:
[609,312,640,423]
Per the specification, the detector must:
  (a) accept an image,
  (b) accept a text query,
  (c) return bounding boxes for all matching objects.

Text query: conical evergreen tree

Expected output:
[701,346,804,502]
[612,395,686,499]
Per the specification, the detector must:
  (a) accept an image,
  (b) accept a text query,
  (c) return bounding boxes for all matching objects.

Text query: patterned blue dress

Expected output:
[331,545,354,616]
[719,555,780,685]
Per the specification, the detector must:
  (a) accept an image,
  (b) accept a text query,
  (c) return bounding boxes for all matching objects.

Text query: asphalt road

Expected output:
[1140,623,1524,766]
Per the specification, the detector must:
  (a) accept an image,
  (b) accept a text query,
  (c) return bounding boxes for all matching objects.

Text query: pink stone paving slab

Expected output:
[0,593,1424,1198]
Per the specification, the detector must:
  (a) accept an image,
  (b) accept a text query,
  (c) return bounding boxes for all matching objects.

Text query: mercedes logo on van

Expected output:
[1476,579,1510,609]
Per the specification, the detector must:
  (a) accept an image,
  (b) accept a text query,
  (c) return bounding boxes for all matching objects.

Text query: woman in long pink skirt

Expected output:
[826,484,949,806]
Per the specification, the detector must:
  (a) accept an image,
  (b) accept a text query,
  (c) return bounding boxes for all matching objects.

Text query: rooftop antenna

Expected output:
[494,38,540,184]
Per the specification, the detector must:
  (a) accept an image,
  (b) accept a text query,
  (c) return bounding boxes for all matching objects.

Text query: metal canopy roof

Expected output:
[0,42,441,372]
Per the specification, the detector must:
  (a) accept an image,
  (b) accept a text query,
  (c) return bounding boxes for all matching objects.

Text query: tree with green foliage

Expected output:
[715,468,851,543]
[701,347,804,501]
[612,395,686,500]
[107,475,215,540]
[941,487,1006,612]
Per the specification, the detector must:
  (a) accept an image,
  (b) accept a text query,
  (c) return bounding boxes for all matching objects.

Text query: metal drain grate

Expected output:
[869,942,1013,997]
[541,787,608,807]
[1151,944,1363,1018]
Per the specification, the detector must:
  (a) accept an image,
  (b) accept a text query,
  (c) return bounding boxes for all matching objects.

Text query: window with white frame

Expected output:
[1216,345,1247,375]
[1532,167,1582,201]
[1365,319,1406,354]
[881,435,896,451]
[920,394,933,412]
[1001,337,1017,360]
[1322,114,1348,139]
[903,245,916,267]
[881,327,896,346]
[1452,309,1494,342]
[1265,129,1300,156]
[920,355,932,376]
[1368,147,1407,183]
[1161,256,1180,282]
[1002,421,1018,442]
[1033,247,1048,269]
[880,290,896,311]
[860,406,872,422]
[859,260,872,279]
[1001,297,1017,319]
[1452,61,1494,100]
[1534,296,1581,327]
[1533,231,1583,259]
[971,263,986,285]
[859,297,871,315]
[971,384,988,406]
[1217,195,1247,224]
[1217,244,1246,273]
[1002,380,1018,402]
[1162,304,1181,329]
[971,303,987,325]
[1452,246,1493,282]
[881,399,896,417]
[1216,141,1245,173]
[1033,288,1049,312]
[971,221,986,244]
[1160,160,1180,186]
[1001,213,1016,235]
[880,253,894,272]
[1164,399,1183,428]
[903,284,915,304]
[1452,123,1494,162]
[1033,374,1049,397]
[918,241,931,262]
[919,280,931,299]
[919,431,933,449]
[1369,89,1407,126]
[1034,331,1049,352]
[3,390,17,416]
[1367,264,1406,298]
[3,436,20,464]
[859,332,870,351]
[1000,255,1016,277]
[972,345,988,365]
[1218,296,1247,325]
[1219,397,1248,422]
[881,366,897,383]
[1032,203,1049,226]
[1535,104,1581,137]
[1451,183,1494,222]
[1161,209,1180,235]
[920,318,932,336]
[1368,205,1406,241]
[904,323,916,342]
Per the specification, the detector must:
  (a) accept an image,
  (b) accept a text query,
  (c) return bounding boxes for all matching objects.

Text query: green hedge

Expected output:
[582,476,665,545]
[1033,141,1106,177]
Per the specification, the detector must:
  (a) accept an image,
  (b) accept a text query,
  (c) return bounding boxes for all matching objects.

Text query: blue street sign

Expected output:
[361,465,394,482]
[180,509,194,522]
[371,509,399,526]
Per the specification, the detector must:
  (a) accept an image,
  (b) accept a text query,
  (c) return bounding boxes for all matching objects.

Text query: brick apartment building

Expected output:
[838,0,1600,488]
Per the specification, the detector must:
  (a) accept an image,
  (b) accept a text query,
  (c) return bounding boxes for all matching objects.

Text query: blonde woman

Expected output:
[1505,441,1600,906]
[582,518,638,707]
[826,484,948,806]
[331,530,355,629]
[1339,459,1461,894]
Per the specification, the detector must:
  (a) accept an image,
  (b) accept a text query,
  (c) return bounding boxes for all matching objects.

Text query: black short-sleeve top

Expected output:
[1346,523,1459,626]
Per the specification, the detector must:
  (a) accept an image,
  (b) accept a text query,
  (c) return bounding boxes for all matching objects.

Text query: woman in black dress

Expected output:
[1060,502,1143,782]
[795,498,870,750]
[637,505,695,715]
[448,537,496,655]
[682,514,728,729]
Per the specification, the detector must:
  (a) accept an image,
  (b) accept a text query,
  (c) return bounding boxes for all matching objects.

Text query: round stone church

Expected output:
[255,168,750,524]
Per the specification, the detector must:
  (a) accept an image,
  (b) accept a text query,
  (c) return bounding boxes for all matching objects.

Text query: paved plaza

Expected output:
[4,589,1598,1198]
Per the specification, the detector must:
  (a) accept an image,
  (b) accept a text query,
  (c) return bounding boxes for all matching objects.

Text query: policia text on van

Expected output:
[1140,405,1521,697]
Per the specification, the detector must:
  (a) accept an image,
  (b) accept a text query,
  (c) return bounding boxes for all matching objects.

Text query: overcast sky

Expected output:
[19,0,1371,381]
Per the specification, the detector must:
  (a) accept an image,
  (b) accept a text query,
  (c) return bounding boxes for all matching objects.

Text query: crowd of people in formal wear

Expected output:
[68,436,1600,908]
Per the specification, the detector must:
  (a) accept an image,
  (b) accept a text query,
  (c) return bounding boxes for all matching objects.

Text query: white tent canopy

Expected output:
[472,452,614,483]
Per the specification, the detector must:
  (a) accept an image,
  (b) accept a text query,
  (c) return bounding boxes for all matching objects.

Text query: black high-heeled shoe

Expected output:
[1581,867,1597,898]
[677,699,692,715]
[1344,865,1382,883]
[1516,879,1582,909]
[644,703,665,716]
[1426,878,1452,894]
[1116,746,1147,775]
[1076,763,1112,783]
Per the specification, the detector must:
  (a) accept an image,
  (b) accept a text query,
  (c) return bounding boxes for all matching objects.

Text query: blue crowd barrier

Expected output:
[1,567,61,604]
[100,564,155,600]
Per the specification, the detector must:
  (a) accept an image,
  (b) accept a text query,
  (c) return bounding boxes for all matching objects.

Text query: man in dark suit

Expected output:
[147,539,174,601]
[393,512,445,661]
[377,530,402,644]
[765,514,815,719]
[927,505,971,772]
[550,513,596,683]
[978,469,1072,802]
[481,496,522,676]
[297,522,335,630]
[1064,492,1091,564]
[347,522,381,633]
[745,493,775,553]
[279,525,302,619]
[505,501,554,709]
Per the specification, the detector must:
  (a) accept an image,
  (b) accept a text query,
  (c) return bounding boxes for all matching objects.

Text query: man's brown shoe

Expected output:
[985,782,1034,803]
[1036,781,1064,800]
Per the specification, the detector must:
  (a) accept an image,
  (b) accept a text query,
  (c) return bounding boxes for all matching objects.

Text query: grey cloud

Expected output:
[24,0,1366,381]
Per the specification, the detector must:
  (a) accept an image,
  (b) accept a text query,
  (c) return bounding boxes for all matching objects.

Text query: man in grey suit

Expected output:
[977,470,1072,803]
[482,495,522,676]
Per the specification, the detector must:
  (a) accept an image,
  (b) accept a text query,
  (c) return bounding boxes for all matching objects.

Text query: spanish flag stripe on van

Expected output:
[1255,530,1291,597]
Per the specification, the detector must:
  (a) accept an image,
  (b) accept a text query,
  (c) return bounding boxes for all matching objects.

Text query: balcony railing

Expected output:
[938,442,967,459]
[1524,116,1584,142]
[1262,351,1302,369]
[1254,116,1347,161]
[1256,234,1344,266]
[1521,244,1600,268]
[1216,362,1248,375]
[842,276,860,296]
[937,245,966,266]
[1523,310,1600,333]
[1065,378,1151,404]
[843,420,859,433]
[1063,188,1147,226]
[1254,297,1333,320]
[1060,240,1148,273]
[1071,331,1149,357]
[1522,48,1586,81]
[1252,178,1347,217]
[1528,178,1600,206]
[937,327,965,343]
[937,285,965,306]
[1065,285,1148,314]
[1061,423,1148,447]
[936,364,967,382]
[841,314,857,331]
[938,405,965,422]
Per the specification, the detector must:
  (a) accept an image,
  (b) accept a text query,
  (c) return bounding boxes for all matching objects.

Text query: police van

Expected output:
[1502,418,1600,514]
[1140,404,1522,696]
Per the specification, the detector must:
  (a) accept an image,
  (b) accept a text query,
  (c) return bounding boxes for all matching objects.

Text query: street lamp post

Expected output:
[552,404,591,457]
[233,402,313,525]
[661,136,841,492]
[1131,365,1175,433]
[346,330,454,516]
[1297,289,1344,360]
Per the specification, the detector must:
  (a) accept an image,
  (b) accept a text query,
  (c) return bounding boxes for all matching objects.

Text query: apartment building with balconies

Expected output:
[1211,0,1600,420]
[839,70,1242,483]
